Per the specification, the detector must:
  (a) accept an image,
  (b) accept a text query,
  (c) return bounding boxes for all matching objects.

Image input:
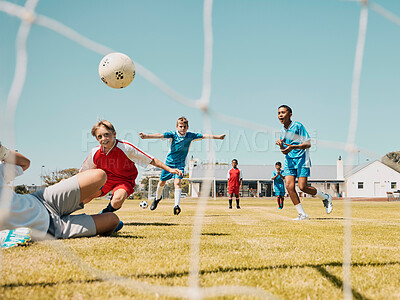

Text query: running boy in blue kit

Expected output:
[139,117,225,215]
[271,161,285,209]
[276,105,333,220]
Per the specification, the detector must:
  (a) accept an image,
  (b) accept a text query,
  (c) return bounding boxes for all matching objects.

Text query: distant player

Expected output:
[276,105,333,220]
[139,116,225,215]
[271,162,285,209]
[80,120,183,230]
[227,159,242,209]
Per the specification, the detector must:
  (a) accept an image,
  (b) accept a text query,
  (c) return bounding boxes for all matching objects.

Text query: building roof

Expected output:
[189,164,343,182]
[344,160,375,177]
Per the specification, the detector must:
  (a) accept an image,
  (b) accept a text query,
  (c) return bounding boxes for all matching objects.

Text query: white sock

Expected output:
[175,188,182,206]
[156,183,164,200]
[315,189,326,200]
[295,203,307,216]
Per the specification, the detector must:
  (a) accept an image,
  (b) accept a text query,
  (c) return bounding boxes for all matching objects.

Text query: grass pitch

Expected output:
[1,197,400,299]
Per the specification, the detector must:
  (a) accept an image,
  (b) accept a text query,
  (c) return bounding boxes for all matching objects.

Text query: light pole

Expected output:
[41,165,45,187]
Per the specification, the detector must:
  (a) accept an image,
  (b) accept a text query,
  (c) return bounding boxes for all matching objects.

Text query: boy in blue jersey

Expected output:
[276,105,333,220]
[139,117,225,215]
[271,162,285,209]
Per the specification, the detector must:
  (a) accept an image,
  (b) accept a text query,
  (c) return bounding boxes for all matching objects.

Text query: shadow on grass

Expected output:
[204,215,228,217]
[133,261,395,299]
[3,261,397,299]
[310,217,344,220]
[124,222,178,227]
[201,233,230,236]
[110,234,145,239]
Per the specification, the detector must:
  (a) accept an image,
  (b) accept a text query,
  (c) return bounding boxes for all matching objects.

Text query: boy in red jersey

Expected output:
[227,159,242,209]
[80,120,182,230]
[0,142,120,243]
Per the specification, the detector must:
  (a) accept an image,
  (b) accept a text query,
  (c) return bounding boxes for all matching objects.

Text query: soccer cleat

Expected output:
[322,193,333,214]
[229,206,232,209]
[292,214,309,221]
[173,205,181,215]
[150,196,162,211]
[0,228,31,249]
[236,205,241,209]
[114,221,124,233]
[278,206,282,210]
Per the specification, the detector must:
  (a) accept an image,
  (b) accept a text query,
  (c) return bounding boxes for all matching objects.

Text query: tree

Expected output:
[15,185,29,194]
[382,151,400,173]
[43,168,79,186]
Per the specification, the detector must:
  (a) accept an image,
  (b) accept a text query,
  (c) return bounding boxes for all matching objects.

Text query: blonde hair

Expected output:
[177,116,189,127]
[91,120,116,137]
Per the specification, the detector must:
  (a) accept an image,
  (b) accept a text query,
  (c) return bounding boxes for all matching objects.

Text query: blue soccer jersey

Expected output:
[164,131,203,167]
[280,121,311,170]
[271,170,285,195]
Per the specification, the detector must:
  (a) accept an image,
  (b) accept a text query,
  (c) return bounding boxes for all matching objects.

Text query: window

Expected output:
[391,182,397,189]
[358,182,364,189]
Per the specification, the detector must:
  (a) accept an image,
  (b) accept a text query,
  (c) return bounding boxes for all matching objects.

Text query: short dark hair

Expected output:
[275,161,282,166]
[278,105,292,114]
[232,159,238,163]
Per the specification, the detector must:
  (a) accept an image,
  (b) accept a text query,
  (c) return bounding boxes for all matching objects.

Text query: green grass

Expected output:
[1,198,400,299]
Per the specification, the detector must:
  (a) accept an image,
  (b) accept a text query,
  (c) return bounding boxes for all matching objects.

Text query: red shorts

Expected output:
[100,179,135,197]
[228,186,239,195]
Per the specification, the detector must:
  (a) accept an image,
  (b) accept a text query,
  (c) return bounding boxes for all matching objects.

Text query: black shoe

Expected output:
[150,196,162,211]
[237,206,241,209]
[173,205,181,215]
[229,206,232,209]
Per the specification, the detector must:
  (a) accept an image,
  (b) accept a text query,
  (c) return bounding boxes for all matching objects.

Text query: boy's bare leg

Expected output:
[82,190,102,205]
[91,213,119,236]
[110,189,128,210]
[298,177,332,214]
[297,177,317,196]
[285,175,300,205]
[77,170,107,203]
[285,175,308,219]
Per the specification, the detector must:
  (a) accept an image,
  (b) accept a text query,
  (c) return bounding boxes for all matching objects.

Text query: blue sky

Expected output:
[1,0,399,185]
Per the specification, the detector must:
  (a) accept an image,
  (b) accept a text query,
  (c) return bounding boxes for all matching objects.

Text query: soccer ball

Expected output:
[140,200,148,209]
[98,52,135,89]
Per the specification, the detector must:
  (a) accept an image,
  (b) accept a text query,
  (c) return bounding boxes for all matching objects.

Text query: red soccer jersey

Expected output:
[80,139,154,184]
[227,168,242,188]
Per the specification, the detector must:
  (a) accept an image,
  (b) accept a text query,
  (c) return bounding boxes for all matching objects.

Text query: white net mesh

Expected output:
[1,0,399,298]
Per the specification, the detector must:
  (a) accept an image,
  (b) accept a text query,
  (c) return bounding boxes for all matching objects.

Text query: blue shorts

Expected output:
[274,191,285,197]
[160,167,185,181]
[283,167,310,178]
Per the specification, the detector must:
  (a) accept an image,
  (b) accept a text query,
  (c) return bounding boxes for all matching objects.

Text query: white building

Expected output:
[345,160,400,197]
[188,157,400,198]
[188,158,346,198]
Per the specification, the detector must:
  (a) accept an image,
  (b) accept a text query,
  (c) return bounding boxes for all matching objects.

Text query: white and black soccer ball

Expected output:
[98,52,135,89]
[139,200,148,209]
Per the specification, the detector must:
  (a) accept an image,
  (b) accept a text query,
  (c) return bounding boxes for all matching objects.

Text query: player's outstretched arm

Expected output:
[202,134,226,140]
[150,158,183,177]
[139,133,164,139]
[2,148,30,171]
